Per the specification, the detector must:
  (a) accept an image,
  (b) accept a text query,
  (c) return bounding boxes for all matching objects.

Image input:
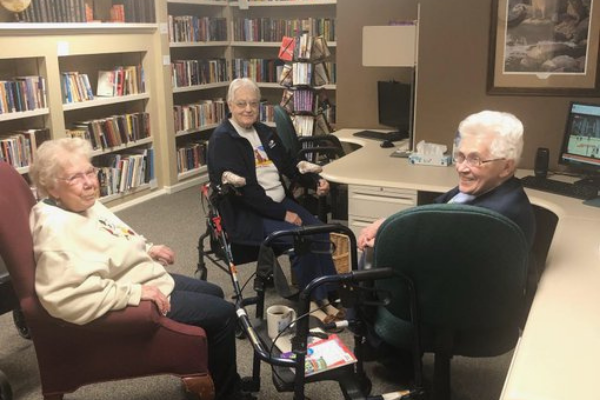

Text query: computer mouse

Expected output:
[380,140,394,148]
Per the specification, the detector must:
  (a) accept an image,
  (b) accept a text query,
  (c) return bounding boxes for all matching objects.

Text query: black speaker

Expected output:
[534,147,549,178]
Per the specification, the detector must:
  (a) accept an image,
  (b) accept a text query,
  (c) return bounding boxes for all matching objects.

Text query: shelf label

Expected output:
[163,55,171,66]
[239,0,249,10]
[57,41,70,56]
[159,23,168,35]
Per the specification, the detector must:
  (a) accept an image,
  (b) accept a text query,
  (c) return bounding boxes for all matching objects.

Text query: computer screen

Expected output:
[559,101,600,186]
[377,80,412,141]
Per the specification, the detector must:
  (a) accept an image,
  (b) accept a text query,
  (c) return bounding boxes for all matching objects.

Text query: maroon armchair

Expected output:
[0,162,214,400]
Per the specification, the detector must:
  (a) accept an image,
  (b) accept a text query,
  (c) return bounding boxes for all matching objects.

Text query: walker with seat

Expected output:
[196,178,423,400]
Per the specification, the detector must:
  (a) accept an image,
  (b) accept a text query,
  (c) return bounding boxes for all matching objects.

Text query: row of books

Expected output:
[95,148,155,197]
[17,0,155,23]
[291,89,316,113]
[61,72,93,103]
[18,0,87,23]
[177,140,207,173]
[66,112,151,150]
[108,1,154,23]
[168,16,227,43]
[232,17,336,42]
[173,99,227,134]
[278,35,331,62]
[96,66,145,97]
[231,58,284,84]
[259,104,276,124]
[0,128,50,169]
[171,59,228,88]
[0,76,47,114]
[292,112,332,137]
[280,87,333,115]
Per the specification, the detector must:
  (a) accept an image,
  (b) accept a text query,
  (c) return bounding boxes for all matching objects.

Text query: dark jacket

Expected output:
[435,176,536,249]
[207,118,320,244]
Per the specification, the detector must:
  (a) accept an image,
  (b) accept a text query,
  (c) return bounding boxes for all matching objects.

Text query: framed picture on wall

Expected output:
[487,0,600,96]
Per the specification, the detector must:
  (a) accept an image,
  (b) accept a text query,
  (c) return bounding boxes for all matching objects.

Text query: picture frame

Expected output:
[487,0,600,96]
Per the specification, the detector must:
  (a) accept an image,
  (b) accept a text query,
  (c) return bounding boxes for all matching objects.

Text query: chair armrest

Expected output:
[22,299,170,335]
[83,301,161,334]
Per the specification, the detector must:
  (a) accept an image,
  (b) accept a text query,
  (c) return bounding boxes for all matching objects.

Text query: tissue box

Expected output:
[409,153,453,167]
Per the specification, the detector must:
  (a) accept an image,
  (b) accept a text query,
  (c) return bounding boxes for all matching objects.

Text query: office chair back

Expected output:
[372,204,529,399]
[274,105,300,157]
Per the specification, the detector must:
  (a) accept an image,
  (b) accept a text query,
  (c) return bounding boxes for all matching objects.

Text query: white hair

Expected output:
[29,137,93,198]
[458,110,524,165]
[227,78,261,103]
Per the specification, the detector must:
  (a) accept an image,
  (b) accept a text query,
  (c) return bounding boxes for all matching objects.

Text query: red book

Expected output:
[278,36,295,61]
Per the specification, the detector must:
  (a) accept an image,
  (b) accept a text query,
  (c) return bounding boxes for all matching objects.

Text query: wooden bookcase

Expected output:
[0,12,164,208]
[0,0,337,206]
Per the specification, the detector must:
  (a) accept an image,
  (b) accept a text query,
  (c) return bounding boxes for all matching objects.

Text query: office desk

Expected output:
[322,129,600,400]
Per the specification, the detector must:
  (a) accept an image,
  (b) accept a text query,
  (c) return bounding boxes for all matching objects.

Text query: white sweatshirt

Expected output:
[30,200,174,325]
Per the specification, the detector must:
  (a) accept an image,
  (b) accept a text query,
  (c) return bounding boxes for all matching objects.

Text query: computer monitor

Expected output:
[558,101,600,187]
[377,80,413,141]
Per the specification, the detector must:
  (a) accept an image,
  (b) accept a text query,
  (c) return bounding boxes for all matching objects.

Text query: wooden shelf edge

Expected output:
[0,23,158,35]
[172,81,230,93]
[175,124,219,137]
[167,0,228,6]
[230,0,337,7]
[0,108,49,121]
[170,41,229,48]
[63,93,149,111]
[90,137,153,157]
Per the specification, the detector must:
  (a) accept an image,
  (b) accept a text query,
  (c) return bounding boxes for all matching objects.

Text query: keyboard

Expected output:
[353,130,408,142]
[520,175,599,200]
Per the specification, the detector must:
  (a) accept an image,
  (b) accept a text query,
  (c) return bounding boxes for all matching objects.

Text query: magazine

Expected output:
[281,334,357,377]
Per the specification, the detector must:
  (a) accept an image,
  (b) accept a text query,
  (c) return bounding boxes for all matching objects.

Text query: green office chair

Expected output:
[273,105,346,221]
[370,204,529,400]
[273,105,344,162]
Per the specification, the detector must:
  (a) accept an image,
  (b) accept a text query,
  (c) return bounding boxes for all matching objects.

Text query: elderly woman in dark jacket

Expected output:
[207,78,338,306]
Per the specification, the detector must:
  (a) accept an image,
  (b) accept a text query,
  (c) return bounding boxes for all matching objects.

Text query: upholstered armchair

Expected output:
[0,161,214,400]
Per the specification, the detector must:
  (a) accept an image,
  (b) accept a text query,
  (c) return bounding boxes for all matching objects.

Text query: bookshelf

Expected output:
[0,0,337,205]
[230,0,336,128]
[0,9,165,208]
[158,0,229,191]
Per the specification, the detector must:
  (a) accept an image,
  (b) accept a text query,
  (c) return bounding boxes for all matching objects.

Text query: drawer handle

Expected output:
[351,218,378,228]
[352,193,415,205]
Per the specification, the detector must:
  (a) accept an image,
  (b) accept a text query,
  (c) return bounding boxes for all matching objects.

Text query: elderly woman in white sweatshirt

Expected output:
[29,137,255,400]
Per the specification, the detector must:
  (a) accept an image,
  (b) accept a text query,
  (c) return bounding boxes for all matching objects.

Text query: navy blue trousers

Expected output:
[167,273,239,400]
[261,198,336,300]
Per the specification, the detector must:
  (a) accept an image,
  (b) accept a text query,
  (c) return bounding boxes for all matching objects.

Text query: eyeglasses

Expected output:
[453,152,506,167]
[233,100,260,109]
[57,167,98,186]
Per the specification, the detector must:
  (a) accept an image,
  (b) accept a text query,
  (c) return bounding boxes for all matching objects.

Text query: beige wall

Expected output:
[337,0,597,169]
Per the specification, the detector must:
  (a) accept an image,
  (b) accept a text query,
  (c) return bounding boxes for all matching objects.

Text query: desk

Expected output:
[322,129,600,400]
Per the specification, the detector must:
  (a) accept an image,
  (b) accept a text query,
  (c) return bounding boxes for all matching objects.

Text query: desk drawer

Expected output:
[349,185,417,219]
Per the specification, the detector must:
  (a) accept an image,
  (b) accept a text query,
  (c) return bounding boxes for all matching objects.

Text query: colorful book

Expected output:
[278,36,295,61]
[281,334,357,377]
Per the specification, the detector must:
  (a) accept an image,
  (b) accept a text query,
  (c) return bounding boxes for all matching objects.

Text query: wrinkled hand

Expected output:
[285,211,302,226]
[357,218,386,250]
[148,244,175,266]
[141,285,171,315]
[316,179,330,197]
